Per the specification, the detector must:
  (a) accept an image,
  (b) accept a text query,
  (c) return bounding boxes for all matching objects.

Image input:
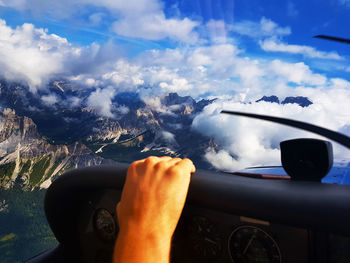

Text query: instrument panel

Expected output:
[77,190,309,263]
[78,190,120,263]
[228,226,281,263]
[172,205,308,263]
[43,166,350,263]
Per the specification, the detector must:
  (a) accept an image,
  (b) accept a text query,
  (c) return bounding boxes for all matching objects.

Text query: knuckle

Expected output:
[167,165,180,175]
[127,160,143,178]
[145,156,157,165]
[183,158,193,164]
[155,160,166,170]
[129,160,138,168]
[127,162,137,174]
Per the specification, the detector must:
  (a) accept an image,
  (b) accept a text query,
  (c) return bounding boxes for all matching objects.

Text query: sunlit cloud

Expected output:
[112,14,199,43]
[0,11,350,171]
[260,39,343,60]
[0,19,123,91]
[0,0,200,43]
[86,87,116,118]
[231,17,291,39]
[231,17,343,62]
[192,87,350,171]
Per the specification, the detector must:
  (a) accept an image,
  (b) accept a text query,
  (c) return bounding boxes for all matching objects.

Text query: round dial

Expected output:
[187,216,223,260]
[229,226,281,263]
[93,208,117,242]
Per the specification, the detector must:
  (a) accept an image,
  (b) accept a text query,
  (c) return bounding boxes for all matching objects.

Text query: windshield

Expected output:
[1,0,350,262]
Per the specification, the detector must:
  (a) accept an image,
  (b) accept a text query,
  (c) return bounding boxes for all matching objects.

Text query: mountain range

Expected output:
[0,79,312,189]
[0,80,217,189]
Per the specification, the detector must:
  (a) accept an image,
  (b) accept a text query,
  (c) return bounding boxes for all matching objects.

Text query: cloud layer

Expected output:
[192,84,350,171]
[0,20,73,90]
[0,0,199,43]
[260,39,343,60]
[0,19,124,91]
[0,12,350,170]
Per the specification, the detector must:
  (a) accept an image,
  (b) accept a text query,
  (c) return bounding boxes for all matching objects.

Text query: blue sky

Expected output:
[1,0,349,80]
[0,0,349,91]
[1,0,349,54]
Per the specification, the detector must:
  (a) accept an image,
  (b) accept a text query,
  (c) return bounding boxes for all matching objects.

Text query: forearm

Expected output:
[113,228,172,263]
[113,156,195,263]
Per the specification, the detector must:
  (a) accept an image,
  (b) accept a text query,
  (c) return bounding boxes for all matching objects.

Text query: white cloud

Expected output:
[115,105,130,116]
[70,41,335,102]
[0,20,74,90]
[3,17,345,122]
[205,20,227,44]
[41,94,58,106]
[0,19,122,91]
[102,60,144,88]
[0,0,162,18]
[86,87,116,118]
[107,0,199,43]
[161,131,176,143]
[67,96,81,107]
[231,17,343,62]
[1,16,350,170]
[192,84,350,171]
[159,78,193,92]
[88,13,105,26]
[140,96,175,115]
[260,39,343,60]
[1,0,200,43]
[112,14,199,43]
[231,17,291,38]
[205,150,240,171]
[268,60,327,86]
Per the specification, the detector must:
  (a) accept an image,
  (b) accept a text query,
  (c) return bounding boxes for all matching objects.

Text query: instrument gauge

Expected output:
[229,226,281,263]
[93,208,117,242]
[187,216,223,260]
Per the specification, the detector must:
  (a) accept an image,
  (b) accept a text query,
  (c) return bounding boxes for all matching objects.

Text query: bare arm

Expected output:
[113,156,196,263]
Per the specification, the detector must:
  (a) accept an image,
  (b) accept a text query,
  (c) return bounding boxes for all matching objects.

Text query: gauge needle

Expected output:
[204,237,217,245]
[243,235,256,255]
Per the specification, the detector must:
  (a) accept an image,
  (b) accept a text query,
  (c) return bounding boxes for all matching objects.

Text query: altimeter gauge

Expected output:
[93,208,117,242]
[187,216,223,261]
[229,226,281,263]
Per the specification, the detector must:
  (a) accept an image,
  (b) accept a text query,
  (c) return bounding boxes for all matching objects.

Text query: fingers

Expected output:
[127,159,144,177]
[159,156,173,161]
[168,157,182,166]
[175,158,196,174]
[129,156,196,177]
[143,156,172,165]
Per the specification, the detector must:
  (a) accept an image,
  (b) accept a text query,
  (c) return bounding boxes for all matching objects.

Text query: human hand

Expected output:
[116,156,196,240]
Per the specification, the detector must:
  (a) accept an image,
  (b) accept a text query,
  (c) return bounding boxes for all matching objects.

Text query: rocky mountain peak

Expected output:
[281,96,313,107]
[0,108,114,189]
[256,95,280,104]
[162,93,195,106]
[256,95,312,107]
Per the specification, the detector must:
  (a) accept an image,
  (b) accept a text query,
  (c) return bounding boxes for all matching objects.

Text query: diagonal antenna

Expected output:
[314,35,350,44]
[220,110,350,149]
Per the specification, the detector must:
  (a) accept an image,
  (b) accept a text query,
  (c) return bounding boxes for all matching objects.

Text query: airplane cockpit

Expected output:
[1,1,350,263]
[27,113,350,263]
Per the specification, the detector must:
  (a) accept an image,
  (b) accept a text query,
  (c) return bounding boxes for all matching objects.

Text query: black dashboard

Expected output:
[27,164,350,263]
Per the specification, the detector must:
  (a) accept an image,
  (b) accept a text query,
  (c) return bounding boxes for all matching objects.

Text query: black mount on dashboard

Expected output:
[280,138,333,182]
